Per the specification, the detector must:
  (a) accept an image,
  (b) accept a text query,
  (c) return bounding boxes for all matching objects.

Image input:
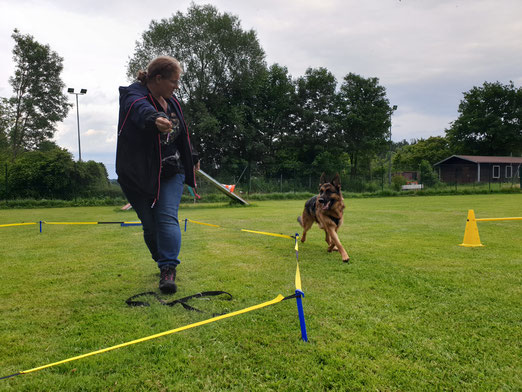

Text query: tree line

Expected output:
[127,4,522,184]
[1,4,521,199]
[0,30,110,199]
[127,4,395,182]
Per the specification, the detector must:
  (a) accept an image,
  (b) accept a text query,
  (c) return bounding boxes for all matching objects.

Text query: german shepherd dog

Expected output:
[297,173,349,263]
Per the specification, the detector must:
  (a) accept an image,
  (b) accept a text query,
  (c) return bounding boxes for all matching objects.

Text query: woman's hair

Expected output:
[136,56,183,84]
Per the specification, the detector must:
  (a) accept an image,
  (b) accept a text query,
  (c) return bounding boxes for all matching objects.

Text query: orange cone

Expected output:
[222,184,236,193]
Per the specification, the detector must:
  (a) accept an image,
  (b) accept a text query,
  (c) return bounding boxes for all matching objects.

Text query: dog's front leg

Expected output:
[327,228,350,263]
[326,234,339,252]
[325,231,332,250]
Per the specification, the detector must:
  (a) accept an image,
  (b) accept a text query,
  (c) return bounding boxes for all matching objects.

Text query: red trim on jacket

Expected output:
[118,96,148,136]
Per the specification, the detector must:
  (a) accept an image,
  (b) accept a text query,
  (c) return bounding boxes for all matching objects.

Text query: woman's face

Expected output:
[157,72,180,98]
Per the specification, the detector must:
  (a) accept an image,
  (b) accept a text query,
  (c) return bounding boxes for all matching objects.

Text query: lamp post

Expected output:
[67,88,87,161]
[388,105,397,185]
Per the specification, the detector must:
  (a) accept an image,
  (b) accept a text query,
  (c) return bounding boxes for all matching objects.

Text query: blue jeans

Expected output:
[122,174,185,269]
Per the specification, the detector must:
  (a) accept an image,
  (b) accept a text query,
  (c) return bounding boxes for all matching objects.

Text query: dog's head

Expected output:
[317,173,342,210]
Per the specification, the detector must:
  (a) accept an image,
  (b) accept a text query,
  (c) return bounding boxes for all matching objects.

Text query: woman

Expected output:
[116,56,199,293]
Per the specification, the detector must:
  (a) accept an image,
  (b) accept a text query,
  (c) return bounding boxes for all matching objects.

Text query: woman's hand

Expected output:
[155,117,172,133]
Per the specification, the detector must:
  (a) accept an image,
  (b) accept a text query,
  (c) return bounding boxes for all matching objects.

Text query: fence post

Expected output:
[247,161,251,196]
[4,162,8,204]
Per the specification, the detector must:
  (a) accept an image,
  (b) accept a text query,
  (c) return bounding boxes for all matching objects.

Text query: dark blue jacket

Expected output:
[116,82,197,200]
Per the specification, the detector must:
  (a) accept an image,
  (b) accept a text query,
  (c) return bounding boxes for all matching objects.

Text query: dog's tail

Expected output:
[297,215,303,227]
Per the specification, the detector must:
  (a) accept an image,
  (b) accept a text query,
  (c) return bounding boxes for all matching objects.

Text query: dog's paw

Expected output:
[342,257,350,263]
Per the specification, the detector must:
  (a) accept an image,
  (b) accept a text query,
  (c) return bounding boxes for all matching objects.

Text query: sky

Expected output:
[1,0,521,178]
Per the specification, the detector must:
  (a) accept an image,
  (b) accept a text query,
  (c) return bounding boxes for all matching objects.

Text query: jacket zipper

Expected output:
[172,96,197,188]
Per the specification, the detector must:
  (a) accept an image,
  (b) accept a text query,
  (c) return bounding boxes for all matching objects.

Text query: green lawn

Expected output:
[0,194,521,391]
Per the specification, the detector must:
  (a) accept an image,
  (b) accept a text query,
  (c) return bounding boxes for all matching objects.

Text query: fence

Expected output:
[1,162,520,203]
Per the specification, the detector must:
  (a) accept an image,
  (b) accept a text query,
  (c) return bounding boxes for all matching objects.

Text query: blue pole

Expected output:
[295,289,308,342]
[39,221,42,233]
[184,219,188,232]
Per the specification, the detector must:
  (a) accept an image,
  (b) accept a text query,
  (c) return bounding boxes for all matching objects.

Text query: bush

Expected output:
[0,197,127,209]
[419,160,440,187]
[391,175,407,191]
[3,149,113,200]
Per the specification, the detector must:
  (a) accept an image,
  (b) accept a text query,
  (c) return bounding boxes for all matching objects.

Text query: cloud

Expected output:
[393,110,453,143]
[1,0,521,179]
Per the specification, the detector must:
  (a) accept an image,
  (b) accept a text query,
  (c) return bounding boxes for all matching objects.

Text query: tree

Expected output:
[8,148,75,199]
[127,4,266,173]
[393,136,453,170]
[5,29,70,159]
[293,67,338,176]
[74,160,110,194]
[335,73,393,178]
[253,64,298,176]
[391,174,407,191]
[446,81,522,156]
[418,159,439,187]
[0,99,9,161]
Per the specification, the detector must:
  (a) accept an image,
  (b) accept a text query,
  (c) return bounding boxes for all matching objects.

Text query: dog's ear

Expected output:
[332,173,341,189]
[319,172,326,186]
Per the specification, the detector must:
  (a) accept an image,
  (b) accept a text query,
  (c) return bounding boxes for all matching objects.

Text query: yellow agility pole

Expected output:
[43,221,98,225]
[40,221,131,232]
[186,219,221,228]
[0,222,36,228]
[476,217,522,222]
[39,221,98,233]
[1,294,285,380]
[42,221,141,225]
[293,234,308,342]
[460,209,522,247]
[294,236,302,292]
[241,229,295,240]
[183,219,295,240]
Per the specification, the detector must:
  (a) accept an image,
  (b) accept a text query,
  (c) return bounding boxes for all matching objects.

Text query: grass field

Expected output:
[0,194,521,391]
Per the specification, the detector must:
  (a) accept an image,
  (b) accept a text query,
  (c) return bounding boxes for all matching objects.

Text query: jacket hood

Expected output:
[119,82,148,100]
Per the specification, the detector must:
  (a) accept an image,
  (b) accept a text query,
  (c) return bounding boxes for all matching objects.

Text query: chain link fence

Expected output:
[2,161,520,203]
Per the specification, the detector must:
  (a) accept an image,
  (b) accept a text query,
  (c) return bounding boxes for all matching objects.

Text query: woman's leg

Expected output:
[120,186,158,262]
[154,173,185,269]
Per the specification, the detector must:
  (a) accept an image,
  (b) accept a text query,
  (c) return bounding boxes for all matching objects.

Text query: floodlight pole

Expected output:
[67,88,87,162]
[388,105,397,185]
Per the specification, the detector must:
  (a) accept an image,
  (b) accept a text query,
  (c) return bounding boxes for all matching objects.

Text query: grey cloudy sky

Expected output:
[1,0,521,178]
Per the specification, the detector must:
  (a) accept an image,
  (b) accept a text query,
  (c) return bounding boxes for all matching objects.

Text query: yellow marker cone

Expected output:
[459,209,484,247]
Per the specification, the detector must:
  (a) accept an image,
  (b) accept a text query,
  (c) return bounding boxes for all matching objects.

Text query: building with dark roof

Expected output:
[433,155,522,183]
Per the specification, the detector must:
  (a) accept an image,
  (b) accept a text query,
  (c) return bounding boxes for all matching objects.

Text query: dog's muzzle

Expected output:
[318,198,331,210]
